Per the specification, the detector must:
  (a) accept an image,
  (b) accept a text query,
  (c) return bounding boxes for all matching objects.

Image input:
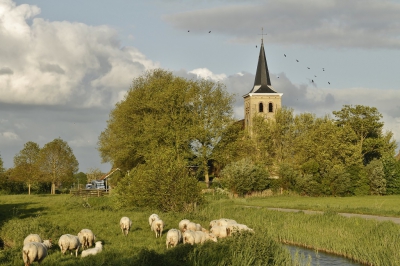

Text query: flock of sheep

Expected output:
[21,214,253,265]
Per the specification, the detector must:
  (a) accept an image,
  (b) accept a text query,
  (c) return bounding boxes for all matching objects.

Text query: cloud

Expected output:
[164,0,400,49]
[0,0,159,107]
[188,68,227,81]
[0,131,20,142]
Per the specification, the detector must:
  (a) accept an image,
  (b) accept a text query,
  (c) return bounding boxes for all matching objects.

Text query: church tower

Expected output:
[243,39,282,132]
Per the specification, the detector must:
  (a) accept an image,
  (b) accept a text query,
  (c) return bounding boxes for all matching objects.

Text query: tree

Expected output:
[190,79,235,187]
[11,141,40,195]
[365,159,386,195]
[74,172,87,189]
[36,138,79,194]
[333,105,384,164]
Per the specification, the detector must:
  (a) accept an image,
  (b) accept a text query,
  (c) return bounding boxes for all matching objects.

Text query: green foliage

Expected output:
[36,138,79,194]
[113,154,203,212]
[220,158,270,196]
[365,159,386,195]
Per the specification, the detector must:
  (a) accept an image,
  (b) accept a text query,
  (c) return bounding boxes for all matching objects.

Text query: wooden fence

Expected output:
[70,189,109,197]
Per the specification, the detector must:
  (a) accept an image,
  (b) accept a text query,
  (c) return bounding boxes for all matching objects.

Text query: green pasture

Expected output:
[1,194,400,265]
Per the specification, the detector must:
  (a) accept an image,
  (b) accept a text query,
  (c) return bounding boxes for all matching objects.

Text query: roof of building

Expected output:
[99,168,121,180]
[247,41,277,94]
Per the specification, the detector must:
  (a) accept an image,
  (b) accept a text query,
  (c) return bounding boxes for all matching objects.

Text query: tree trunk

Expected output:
[203,159,210,188]
[51,183,55,194]
[28,183,31,195]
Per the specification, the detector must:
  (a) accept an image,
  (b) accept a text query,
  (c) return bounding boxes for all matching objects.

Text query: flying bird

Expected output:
[323,68,325,71]
[256,45,257,48]
[188,30,190,32]
[314,75,317,77]
[312,80,314,83]
[209,31,211,33]
[328,82,330,84]
[296,59,299,62]
[307,67,310,69]
[284,54,286,57]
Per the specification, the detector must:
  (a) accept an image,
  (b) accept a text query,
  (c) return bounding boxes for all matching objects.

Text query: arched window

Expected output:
[268,102,273,113]
[259,102,264,113]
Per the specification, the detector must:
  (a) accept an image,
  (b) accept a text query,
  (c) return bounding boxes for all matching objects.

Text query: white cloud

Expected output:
[0,131,20,141]
[188,68,227,81]
[0,0,159,107]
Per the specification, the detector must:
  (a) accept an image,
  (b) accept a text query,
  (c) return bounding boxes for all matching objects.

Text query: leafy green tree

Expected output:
[36,138,79,194]
[73,172,87,189]
[190,79,235,187]
[220,158,270,197]
[333,105,385,164]
[10,141,40,195]
[113,151,202,212]
[365,159,386,195]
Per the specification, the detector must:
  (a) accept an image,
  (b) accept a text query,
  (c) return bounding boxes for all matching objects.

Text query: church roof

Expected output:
[247,41,277,94]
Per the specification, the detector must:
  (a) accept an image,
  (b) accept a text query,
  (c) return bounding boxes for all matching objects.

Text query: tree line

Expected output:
[97,69,400,211]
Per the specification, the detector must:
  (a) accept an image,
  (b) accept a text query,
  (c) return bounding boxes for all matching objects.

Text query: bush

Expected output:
[220,158,270,197]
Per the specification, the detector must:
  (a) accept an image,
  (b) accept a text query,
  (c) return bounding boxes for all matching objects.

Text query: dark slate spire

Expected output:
[249,40,277,94]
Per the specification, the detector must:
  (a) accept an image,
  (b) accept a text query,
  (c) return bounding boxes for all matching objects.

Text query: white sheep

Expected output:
[186,222,203,232]
[151,219,164,238]
[120,216,132,236]
[217,218,237,227]
[206,233,218,243]
[210,225,228,238]
[81,241,103,258]
[58,234,81,257]
[178,219,190,232]
[226,223,254,236]
[77,229,95,249]
[183,230,215,245]
[23,234,42,245]
[148,214,160,230]
[22,239,52,266]
[166,229,182,249]
[182,230,196,245]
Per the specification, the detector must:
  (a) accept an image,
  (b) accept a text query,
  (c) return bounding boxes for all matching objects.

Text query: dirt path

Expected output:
[266,207,400,224]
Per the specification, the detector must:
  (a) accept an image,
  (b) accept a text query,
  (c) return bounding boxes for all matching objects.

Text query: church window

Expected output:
[259,102,264,112]
[268,102,273,113]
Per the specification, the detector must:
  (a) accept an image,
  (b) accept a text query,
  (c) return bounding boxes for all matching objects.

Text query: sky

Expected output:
[1,0,399,173]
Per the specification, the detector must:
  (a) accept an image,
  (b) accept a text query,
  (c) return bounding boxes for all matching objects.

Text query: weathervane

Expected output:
[259,27,267,44]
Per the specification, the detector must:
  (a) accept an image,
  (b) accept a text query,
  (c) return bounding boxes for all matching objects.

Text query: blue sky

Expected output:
[1,0,399,173]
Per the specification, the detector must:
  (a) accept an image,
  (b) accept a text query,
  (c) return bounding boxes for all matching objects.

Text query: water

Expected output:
[285,245,362,266]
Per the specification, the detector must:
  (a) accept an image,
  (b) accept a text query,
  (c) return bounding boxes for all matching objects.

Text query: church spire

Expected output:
[248,34,277,94]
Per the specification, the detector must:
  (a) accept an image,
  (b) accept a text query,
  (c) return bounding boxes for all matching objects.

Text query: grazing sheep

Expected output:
[182,230,196,245]
[226,223,254,236]
[22,240,52,266]
[179,219,190,232]
[58,234,81,257]
[23,234,42,245]
[166,229,182,249]
[81,241,103,258]
[210,225,228,238]
[151,219,164,238]
[206,233,218,243]
[148,214,160,229]
[120,216,132,236]
[186,222,203,232]
[217,218,237,227]
[77,229,95,249]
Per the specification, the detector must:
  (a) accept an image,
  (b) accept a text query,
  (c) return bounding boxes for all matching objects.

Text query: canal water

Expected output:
[285,245,362,266]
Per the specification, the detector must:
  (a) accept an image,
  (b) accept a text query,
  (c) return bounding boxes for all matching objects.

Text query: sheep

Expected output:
[22,240,52,266]
[148,214,160,230]
[206,233,218,243]
[182,230,196,245]
[120,216,132,236]
[81,241,103,258]
[58,234,81,257]
[166,229,182,249]
[151,218,164,238]
[23,234,42,245]
[183,230,216,245]
[178,219,190,232]
[217,218,237,227]
[210,225,228,238]
[226,223,254,236]
[186,222,203,232]
[77,229,95,249]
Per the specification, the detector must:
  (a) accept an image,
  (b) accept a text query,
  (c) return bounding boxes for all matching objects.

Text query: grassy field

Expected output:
[1,193,400,265]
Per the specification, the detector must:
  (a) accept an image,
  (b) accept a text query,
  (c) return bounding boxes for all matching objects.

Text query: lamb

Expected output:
[58,234,81,257]
[226,223,254,236]
[178,219,190,232]
[151,218,164,238]
[22,239,52,266]
[166,229,182,249]
[77,229,95,249]
[23,234,42,245]
[120,216,132,236]
[81,241,103,258]
[210,225,228,238]
[148,214,160,230]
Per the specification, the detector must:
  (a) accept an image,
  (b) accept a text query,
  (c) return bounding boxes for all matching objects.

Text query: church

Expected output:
[243,39,283,131]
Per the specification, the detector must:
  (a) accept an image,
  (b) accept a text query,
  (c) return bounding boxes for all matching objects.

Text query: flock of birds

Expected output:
[187,29,332,86]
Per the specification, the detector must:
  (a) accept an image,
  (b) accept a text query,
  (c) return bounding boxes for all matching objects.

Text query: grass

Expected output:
[1,194,400,265]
